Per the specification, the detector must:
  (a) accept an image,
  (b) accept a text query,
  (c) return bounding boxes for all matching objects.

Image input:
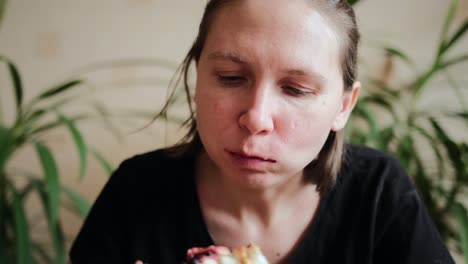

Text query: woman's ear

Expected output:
[331,81,361,132]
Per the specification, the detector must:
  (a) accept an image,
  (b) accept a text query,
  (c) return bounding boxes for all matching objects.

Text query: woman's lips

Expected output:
[229,150,276,162]
[227,151,276,171]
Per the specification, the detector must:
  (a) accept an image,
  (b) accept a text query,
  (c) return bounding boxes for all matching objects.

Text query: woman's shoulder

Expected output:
[325,145,421,245]
[108,145,197,191]
[337,144,414,198]
[344,144,401,167]
[117,145,195,173]
[342,144,408,177]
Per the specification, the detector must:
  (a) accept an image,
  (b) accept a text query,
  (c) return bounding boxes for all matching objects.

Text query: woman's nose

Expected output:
[238,87,274,135]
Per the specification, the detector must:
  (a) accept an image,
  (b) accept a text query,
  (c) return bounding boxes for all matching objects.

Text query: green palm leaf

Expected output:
[437,0,459,58]
[440,21,468,56]
[348,0,361,6]
[413,125,445,179]
[0,125,15,171]
[453,203,468,264]
[31,242,53,264]
[354,102,378,136]
[62,186,91,218]
[57,112,87,179]
[412,153,436,218]
[361,95,398,122]
[31,80,83,105]
[440,53,468,69]
[29,178,66,264]
[384,46,416,69]
[430,118,465,182]
[0,0,7,28]
[34,142,60,224]
[90,148,114,176]
[0,55,23,116]
[29,114,90,135]
[8,181,33,264]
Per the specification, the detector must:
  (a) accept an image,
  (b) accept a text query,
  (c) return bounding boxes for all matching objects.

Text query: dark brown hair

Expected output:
[165,0,360,193]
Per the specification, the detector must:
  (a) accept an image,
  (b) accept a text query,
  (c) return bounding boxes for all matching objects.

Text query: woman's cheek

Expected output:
[284,112,328,146]
[202,93,234,129]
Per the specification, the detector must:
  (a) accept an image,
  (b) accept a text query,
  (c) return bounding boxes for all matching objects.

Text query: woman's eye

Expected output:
[216,74,246,86]
[283,86,311,97]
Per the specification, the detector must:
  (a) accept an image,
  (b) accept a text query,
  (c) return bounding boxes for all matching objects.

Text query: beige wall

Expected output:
[0,0,467,261]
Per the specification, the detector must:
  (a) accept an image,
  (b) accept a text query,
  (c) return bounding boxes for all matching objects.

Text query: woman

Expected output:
[70,0,454,263]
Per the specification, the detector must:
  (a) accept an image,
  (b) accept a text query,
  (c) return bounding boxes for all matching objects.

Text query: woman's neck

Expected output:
[195,152,321,263]
[195,151,319,229]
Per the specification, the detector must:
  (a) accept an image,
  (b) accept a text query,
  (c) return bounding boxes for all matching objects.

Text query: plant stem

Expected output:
[0,170,7,263]
[443,70,468,112]
[441,180,461,217]
[412,67,437,100]
[0,96,4,124]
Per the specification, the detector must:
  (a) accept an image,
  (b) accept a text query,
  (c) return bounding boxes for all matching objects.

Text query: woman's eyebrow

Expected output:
[283,68,327,85]
[207,51,249,64]
[207,52,327,84]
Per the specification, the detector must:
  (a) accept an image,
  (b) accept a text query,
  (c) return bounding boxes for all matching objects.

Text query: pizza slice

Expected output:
[186,243,269,264]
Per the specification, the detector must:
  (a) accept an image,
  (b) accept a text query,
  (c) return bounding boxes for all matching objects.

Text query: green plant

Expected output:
[0,54,130,263]
[0,57,184,264]
[0,54,183,263]
[348,0,468,261]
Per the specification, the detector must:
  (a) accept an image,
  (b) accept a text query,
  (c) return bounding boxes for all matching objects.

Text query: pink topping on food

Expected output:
[186,243,269,264]
[186,245,231,263]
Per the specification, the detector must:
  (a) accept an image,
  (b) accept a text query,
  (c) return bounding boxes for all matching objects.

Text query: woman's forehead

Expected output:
[209,0,340,46]
[202,0,341,73]
[202,0,341,85]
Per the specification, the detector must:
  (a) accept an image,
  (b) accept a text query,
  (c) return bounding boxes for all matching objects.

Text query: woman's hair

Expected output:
[165,0,360,193]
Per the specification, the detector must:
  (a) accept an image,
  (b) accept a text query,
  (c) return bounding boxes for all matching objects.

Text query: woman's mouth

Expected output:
[227,151,276,171]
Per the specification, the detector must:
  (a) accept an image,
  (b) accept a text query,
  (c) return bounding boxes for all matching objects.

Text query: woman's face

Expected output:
[195,0,359,189]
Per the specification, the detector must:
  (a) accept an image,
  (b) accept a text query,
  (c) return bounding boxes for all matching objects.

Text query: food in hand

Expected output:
[186,243,269,264]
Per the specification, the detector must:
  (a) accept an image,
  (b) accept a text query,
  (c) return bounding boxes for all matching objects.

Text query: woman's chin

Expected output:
[225,170,287,191]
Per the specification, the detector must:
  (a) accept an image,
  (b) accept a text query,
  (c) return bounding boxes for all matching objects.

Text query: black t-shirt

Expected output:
[70,145,454,263]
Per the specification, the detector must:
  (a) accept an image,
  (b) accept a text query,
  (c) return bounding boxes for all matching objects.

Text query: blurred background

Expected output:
[0,0,467,263]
